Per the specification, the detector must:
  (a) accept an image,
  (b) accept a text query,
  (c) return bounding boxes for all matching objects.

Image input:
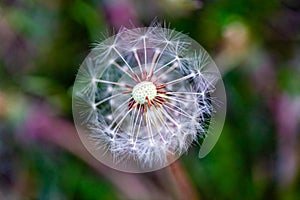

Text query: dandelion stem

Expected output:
[169,161,200,200]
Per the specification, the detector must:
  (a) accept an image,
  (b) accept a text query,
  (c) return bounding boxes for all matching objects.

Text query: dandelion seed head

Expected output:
[72,24,226,173]
[132,81,157,104]
[108,59,114,64]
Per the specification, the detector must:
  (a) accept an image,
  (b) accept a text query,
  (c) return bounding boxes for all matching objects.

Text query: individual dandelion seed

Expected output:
[72,24,226,173]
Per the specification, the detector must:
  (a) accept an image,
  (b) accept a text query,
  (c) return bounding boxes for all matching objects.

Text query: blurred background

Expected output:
[1,0,300,199]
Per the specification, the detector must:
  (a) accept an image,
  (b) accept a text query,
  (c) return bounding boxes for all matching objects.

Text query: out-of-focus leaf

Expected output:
[69,0,105,41]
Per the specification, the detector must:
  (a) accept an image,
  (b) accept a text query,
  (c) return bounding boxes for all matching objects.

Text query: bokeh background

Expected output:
[1,0,300,199]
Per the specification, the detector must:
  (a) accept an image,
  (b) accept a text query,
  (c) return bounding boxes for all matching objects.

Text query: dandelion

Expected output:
[72,24,226,173]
